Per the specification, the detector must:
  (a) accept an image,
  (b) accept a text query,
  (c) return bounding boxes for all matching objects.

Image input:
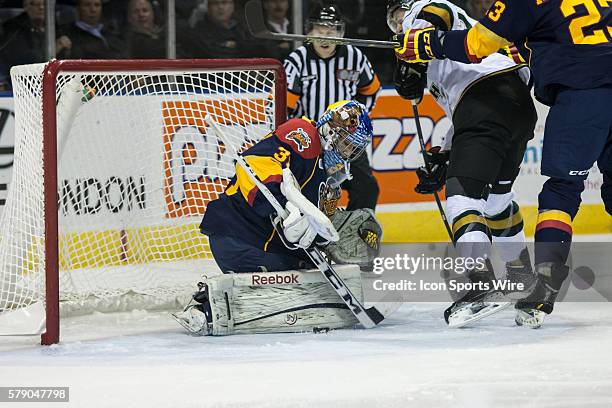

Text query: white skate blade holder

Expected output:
[447,297,512,328]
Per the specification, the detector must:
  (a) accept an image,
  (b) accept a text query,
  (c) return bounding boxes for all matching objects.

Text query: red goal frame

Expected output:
[40,59,287,345]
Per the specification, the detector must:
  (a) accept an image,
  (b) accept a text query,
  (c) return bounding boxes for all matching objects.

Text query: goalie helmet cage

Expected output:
[1,59,287,345]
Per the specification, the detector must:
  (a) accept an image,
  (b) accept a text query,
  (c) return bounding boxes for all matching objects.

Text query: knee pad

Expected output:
[446,177,490,200]
[538,178,584,218]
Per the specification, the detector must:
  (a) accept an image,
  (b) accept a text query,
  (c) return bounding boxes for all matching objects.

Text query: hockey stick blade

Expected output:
[245,0,399,49]
[307,247,384,328]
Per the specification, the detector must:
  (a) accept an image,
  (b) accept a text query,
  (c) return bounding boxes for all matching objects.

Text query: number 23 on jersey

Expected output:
[561,0,611,45]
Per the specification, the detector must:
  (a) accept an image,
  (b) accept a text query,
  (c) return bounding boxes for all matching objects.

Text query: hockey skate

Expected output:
[502,248,537,300]
[515,262,569,329]
[444,269,511,328]
[171,282,214,335]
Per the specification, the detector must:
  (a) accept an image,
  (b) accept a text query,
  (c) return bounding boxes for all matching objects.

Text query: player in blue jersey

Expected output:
[200,100,375,273]
[394,0,612,327]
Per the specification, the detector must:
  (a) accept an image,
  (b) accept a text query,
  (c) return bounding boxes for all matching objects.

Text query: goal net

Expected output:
[0,59,286,344]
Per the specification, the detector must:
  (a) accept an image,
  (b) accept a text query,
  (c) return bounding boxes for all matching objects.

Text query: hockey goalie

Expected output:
[173,100,384,335]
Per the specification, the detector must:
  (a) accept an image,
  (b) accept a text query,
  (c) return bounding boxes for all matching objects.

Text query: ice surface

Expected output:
[1,302,611,408]
[1,235,612,407]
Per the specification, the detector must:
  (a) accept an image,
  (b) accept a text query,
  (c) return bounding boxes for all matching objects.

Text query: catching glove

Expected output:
[415,146,449,194]
[393,60,427,102]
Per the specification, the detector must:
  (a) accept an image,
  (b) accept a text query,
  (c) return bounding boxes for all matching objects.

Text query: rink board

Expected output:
[0,90,608,244]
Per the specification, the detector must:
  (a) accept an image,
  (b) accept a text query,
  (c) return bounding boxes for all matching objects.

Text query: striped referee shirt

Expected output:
[283,44,381,120]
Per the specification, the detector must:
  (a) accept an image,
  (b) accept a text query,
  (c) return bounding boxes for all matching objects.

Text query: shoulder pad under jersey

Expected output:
[274,118,322,159]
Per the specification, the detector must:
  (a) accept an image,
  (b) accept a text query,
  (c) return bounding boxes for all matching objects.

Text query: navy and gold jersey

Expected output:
[442,0,612,104]
[200,118,327,254]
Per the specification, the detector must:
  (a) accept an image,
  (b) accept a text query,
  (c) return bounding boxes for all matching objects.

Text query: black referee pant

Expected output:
[342,153,379,211]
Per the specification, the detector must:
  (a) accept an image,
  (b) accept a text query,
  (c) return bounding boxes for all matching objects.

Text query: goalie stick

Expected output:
[244,0,400,49]
[206,116,385,328]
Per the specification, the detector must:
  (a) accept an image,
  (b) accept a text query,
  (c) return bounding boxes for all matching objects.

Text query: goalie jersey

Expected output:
[200,118,327,256]
[401,0,531,117]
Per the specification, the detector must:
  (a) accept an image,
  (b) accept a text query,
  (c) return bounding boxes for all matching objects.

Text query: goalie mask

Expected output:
[386,0,416,33]
[316,100,373,183]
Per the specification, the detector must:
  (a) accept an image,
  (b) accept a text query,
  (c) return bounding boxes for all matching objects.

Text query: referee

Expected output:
[283,3,381,211]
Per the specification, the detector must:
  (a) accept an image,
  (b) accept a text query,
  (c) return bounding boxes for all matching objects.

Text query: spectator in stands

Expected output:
[125,0,165,58]
[176,0,198,18]
[0,0,72,88]
[57,0,125,59]
[186,0,206,28]
[465,0,494,19]
[188,0,262,58]
[260,0,292,61]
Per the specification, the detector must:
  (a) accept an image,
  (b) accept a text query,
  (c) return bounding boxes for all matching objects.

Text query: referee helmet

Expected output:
[306,4,346,36]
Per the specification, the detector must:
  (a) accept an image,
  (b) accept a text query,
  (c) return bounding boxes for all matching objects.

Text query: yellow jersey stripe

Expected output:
[422,4,453,31]
[466,23,511,60]
[234,155,283,204]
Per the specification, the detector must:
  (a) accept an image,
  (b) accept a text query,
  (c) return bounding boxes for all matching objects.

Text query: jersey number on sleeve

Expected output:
[274,147,291,163]
[561,0,611,44]
[487,1,507,22]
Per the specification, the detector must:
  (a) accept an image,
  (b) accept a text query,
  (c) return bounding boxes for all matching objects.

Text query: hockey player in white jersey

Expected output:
[387,0,538,326]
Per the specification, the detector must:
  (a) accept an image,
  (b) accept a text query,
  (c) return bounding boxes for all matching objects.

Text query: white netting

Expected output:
[0,61,280,321]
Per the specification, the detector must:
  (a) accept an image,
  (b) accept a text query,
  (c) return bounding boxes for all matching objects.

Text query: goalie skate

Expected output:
[171,282,214,336]
[171,304,213,336]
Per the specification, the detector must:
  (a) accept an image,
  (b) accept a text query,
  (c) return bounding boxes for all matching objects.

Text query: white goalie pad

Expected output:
[174,265,364,335]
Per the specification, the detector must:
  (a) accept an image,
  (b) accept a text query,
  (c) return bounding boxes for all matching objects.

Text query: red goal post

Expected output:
[1,59,287,345]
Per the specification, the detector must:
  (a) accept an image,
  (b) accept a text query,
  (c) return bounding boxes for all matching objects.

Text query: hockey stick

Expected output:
[206,116,385,328]
[412,100,454,241]
[245,0,399,49]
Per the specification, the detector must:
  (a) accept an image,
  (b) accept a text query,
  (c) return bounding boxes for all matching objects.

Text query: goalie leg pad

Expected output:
[175,265,364,335]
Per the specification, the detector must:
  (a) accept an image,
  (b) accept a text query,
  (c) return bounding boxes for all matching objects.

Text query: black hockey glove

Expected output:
[415,146,449,195]
[393,60,427,103]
